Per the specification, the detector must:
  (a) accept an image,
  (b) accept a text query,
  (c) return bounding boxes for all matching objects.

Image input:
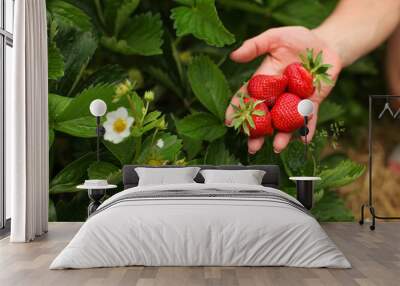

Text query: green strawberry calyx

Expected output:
[230,94,265,136]
[299,48,334,92]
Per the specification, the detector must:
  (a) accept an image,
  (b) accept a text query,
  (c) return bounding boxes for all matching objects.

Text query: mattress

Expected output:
[50,183,351,269]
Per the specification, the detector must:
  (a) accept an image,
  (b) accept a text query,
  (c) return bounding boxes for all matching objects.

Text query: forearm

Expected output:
[313,0,400,67]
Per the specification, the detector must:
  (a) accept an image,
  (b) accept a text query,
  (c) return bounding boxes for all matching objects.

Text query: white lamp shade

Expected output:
[297,99,314,117]
[89,99,107,117]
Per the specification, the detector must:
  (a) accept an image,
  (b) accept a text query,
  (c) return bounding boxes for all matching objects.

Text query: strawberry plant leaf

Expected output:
[316,160,365,190]
[87,161,121,184]
[47,0,93,32]
[54,116,97,138]
[48,93,72,124]
[176,112,227,142]
[104,0,140,36]
[188,55,231,121]
[272,0,332,28]
[281,140,316,177]
[48,42,65,80]
[171,0,235,47]
[205,140,237,165]
[312,190,354,222]
[57,84,129,122]
[138,132,183,164]
[54,30,98,96]
[103,136,136,165]
[101,12,163,56]
[50,153,96,194]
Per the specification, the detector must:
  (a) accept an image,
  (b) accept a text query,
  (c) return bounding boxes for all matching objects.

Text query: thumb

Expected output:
[230,29,279,63]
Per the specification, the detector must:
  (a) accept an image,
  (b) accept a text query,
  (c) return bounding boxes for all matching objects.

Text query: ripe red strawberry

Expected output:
[231,95,274,138]
[284,49,333,98]
[247,74,288,107]
[271,93,304,132]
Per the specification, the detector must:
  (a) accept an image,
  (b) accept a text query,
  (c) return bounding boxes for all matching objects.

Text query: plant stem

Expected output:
[94,0,106,27]
[134,136,142,163]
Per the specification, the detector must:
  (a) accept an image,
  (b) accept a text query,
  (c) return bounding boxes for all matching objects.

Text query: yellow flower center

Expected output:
[113,118,127,133]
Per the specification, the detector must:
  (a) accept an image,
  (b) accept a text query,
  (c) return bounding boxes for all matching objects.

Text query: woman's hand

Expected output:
[225,26,343,154]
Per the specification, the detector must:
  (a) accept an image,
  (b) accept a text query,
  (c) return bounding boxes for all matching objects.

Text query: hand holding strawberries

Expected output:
[225,26,343,154]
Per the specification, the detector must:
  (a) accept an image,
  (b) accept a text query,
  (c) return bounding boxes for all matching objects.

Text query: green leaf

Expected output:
[176,112,227,142]
[182,136,203,160]
[104,0,140,36]
[312,191,354,222]
[49,129,55,148]
[48,43,65,80]
[49,199,57,222]
[272,0,332,28]
[317,160,366,190]
[55,30,98,96]
[87,161,121,185]
[50,153,96,194]
[115,0,140,36]
[130,92,144,123]
[75,65,127,92]
[318,100,344,124]
[57,84,115,121]
[280,140,316,177]
[188,56,231,120]
[205,140,237,165]
[48,93,72,123]
[171,0,235,47]
[47,0,92,32]
[249,137,279,165]
[138,132,183,163]
[101,12,163,56]
[103,136,135,165]
[54,116,97,138]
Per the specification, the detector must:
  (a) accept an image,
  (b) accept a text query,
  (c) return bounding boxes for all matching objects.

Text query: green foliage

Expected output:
[205,140,237,165]
[171,0,235,47]
[188,55,231,120]
[317,160,366,190]
[101,12,163,56]
[47,0,93,32]
[48,0,368,222]
[176,112,227,141]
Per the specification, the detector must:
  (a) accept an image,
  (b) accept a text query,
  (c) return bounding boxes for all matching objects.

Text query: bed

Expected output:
[50,165,350,269]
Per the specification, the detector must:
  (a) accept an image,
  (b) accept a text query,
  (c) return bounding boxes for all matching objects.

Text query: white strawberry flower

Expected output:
[103,107,134,144]
[156,138,164,149]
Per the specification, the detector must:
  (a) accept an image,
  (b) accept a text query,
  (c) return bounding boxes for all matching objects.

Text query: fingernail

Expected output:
[248,149,256,155]
[273,148,281,154]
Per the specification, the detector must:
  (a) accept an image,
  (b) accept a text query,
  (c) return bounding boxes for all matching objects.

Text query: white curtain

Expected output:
[8,0,49,242]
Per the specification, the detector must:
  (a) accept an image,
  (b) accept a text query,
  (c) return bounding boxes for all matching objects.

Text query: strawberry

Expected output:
[231,95,274,138]
[284,49,333,98]
[271,93,304,132]
[247,74,288,107]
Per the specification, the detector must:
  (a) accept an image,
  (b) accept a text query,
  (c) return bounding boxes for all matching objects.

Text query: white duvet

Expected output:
[50,183,351,269]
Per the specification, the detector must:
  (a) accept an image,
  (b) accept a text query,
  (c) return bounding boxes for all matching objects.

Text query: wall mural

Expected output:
[47,0,380,222]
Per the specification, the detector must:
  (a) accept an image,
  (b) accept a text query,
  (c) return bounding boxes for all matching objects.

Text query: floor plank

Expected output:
[0,222,399,286]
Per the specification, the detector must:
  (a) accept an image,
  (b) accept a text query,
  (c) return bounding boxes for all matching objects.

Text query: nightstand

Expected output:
[289,177,321,210]
[77,180,117,217]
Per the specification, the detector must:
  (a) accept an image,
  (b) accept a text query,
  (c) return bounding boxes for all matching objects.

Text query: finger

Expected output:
[301,105,319,143]
[273,132,293,153]
[225,86,247,126]
[248,137,265,154]
[230,29,279,63]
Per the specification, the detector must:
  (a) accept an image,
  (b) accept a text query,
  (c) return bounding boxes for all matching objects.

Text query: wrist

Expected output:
[312,25,347,68]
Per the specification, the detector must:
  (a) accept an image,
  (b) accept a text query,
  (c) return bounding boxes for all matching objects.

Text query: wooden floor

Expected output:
[0,222,399,286]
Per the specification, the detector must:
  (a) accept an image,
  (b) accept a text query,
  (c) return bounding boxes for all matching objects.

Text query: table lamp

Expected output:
[297,99,314,159]
[89,99,107,161]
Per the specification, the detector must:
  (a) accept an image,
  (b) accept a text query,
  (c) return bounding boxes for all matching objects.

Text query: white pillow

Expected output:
[135,167,201,186]
[200,169,266,185]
